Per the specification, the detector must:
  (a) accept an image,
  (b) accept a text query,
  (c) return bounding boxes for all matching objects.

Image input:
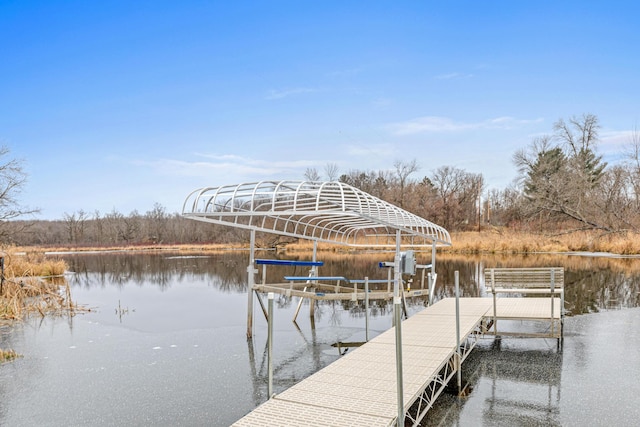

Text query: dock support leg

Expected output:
[551,269,555,337]
[394,295,404,426]
[394,230,404,427]
[455,271,462,394]
[267,292,274,398]
[246,229,257,338]
[365,277,370,342]
[491,269,498,337]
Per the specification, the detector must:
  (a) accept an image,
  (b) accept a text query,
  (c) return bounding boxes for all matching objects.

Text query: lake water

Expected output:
[1,251,639,426]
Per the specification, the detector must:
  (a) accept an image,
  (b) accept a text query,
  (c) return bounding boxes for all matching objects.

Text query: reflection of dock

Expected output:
[233,296,562,426]
[480,346,562,426]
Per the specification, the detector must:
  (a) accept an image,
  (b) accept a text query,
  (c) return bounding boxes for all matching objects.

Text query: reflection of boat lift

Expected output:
[252,256,437,333]
[246,312,332,405]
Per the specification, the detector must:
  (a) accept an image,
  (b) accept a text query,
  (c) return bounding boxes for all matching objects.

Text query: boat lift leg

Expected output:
[292,287,307,323]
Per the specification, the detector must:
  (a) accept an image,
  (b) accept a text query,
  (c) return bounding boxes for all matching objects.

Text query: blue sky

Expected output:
[2,1,639,220]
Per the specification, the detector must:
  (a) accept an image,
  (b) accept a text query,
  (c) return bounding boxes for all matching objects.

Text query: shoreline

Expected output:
[8,229,640,257]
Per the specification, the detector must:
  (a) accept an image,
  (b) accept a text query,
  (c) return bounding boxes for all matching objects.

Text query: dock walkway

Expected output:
[234,296,560,426]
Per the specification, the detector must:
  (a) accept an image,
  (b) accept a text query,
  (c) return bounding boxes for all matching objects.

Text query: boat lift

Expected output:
[182,180,452,426]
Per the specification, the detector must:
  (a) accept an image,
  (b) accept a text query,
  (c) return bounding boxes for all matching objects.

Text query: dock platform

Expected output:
[233,296,561,426]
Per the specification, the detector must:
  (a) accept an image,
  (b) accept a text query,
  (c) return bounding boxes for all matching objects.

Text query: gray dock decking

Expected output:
[233,296,561,426]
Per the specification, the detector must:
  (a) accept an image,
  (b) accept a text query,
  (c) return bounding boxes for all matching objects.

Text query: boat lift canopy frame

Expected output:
[182,180,452,248]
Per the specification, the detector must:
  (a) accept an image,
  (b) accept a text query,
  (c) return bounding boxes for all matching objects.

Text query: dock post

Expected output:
[0,253,4,296]
[394,230,404,426]
[455,271,462,394]
[365,277,370,342]
[267,292,274,398]
[394,295,404,426]
[491,269,497,336]
[431,241,436,272]
[247,229,257,338]
[550,269,555,337]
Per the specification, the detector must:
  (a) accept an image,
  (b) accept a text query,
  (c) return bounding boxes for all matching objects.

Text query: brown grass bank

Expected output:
[445,230,640,255]
[282,229,640,255]
[13,229,640,256]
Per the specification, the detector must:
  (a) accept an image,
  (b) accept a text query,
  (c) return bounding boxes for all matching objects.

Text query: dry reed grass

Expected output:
[15,228,640,257]
[5,250,67,277]
[0,348,21,363]
[278,229,640,256]
[446,230,640,255]
[1,248,78,322]
[14,242,248,255]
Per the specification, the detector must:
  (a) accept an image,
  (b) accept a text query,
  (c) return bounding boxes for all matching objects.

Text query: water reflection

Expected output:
[424,339,563,426]
[62,251,640,314]
[65,252,247,291]
[2,251,639,426]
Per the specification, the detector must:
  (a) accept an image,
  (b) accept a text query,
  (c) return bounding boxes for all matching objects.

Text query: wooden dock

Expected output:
[233,296,562,426]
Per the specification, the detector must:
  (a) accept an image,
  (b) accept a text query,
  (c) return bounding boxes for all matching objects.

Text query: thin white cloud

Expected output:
[600,130,635,148]
[434,72,474,80]
[195,153,316,169]
[387,116,544,135]
[132,153,319,180]
[264,87,318,100]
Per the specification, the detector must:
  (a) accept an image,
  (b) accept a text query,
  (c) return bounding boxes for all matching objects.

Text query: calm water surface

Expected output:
[1,251,639,426]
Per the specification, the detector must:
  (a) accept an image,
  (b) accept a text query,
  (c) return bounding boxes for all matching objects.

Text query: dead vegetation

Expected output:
[15,228,640,256]
[444,230,640,255]
[1,249,80,360]
[1,249,76,321]
[278,229,640,256]
[0,348,21,363]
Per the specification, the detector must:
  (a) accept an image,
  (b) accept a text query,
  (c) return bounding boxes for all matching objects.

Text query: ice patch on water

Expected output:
[152,346,162,350]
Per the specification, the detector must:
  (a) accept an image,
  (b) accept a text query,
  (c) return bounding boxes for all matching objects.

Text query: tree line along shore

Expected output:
[4,114,640,253]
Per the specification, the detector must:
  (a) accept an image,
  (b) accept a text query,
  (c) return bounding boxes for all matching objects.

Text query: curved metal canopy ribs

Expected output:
[182,180,451,247]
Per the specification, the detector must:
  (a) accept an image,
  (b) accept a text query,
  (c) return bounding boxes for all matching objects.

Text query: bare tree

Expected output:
[0,146,38,242]
[304,167,321,181]
[324,163,340,181]
[145,203,168,243]
[393,159,420,208]
[624,125,640,211]
[430,166,465,229]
